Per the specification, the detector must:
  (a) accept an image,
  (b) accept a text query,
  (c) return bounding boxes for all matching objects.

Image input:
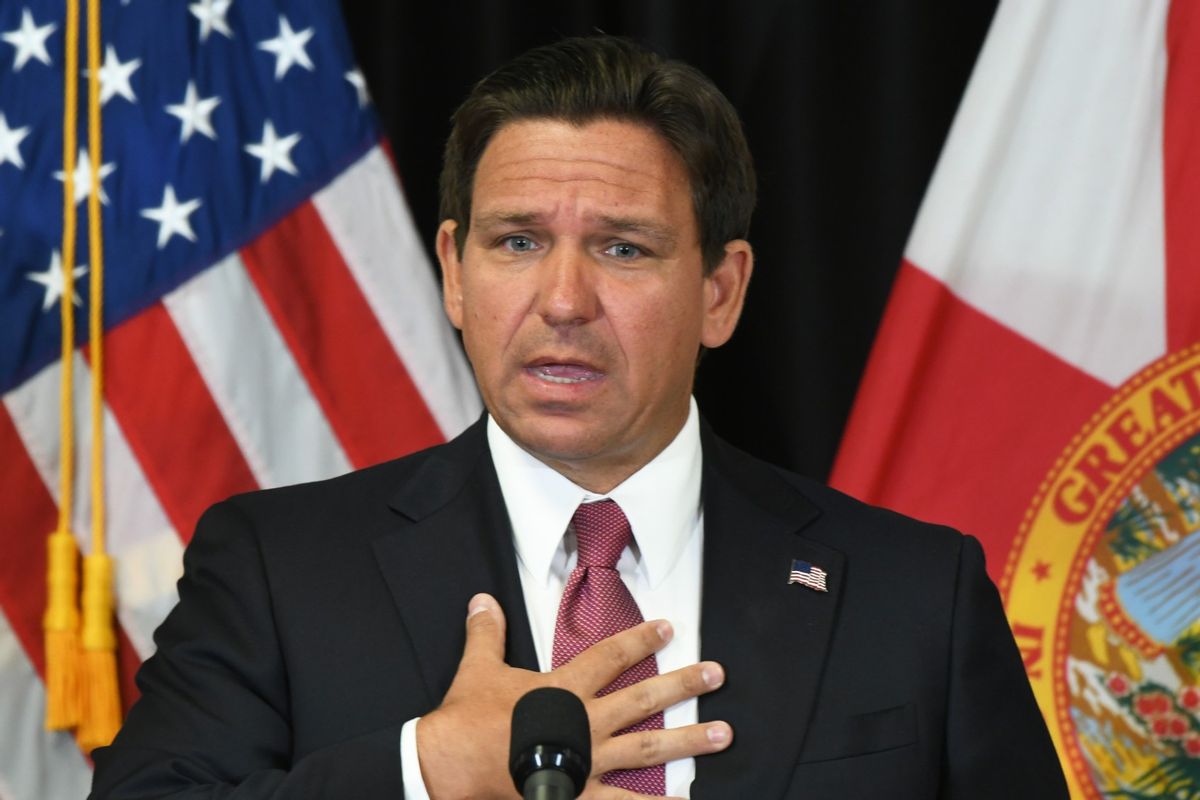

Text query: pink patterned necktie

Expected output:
[552,500,666,795]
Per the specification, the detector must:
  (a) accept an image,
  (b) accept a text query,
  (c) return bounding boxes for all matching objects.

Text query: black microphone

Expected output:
[509,687,591,800]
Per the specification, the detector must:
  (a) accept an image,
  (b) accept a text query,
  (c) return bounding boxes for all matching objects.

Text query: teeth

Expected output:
[532,366,599,384]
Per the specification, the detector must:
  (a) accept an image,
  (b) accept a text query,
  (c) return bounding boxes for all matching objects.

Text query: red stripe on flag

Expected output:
[830,262,1112,575]
[1164,0,1200,350]
[380,137,397,170]
[100,304,259,542]
[240,202,444,468]
[0,405,55,675]
[0,406,142,716]
[117,627,141,715]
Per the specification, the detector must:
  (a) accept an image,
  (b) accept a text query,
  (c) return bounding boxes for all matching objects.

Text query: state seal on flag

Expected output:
[1003,343,1200,800]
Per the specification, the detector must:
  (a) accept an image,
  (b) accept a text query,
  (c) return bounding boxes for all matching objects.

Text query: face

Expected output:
[438,119,752,492]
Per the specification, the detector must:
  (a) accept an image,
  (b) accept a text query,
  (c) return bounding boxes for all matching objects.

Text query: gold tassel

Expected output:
[76,553,120,752]
[75,0,120,755]
[47,0,83,736]
[43,531,82,730]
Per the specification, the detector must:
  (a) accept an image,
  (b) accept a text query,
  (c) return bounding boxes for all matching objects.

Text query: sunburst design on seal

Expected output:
[1003,343,1200,800]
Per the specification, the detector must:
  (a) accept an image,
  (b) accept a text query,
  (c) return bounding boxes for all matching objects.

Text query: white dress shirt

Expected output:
[400,398,705,798]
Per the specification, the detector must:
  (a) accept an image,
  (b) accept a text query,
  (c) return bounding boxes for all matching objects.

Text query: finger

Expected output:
[584,783,686,800]
[591,721,733,776]
[589,662,724,733]
[460,592,507,665]
[558,620,672,693]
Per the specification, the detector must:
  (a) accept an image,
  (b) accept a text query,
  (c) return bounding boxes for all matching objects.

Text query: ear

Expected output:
[700,239,753,349]
[437,219,465,331]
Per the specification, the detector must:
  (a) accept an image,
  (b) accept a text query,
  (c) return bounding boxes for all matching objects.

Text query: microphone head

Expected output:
[509,687,591,796]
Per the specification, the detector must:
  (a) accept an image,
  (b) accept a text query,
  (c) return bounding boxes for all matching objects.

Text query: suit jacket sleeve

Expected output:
[940,535,1067,799]
[89,500,406,799]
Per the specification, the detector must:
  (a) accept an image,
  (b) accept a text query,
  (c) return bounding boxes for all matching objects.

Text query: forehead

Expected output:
[470,118,693,224]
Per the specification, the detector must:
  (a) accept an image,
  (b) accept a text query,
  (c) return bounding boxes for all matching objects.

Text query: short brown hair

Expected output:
[439,36,756,273]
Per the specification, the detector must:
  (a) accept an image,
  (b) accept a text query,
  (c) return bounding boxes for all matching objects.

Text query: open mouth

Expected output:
[527,363,604,384]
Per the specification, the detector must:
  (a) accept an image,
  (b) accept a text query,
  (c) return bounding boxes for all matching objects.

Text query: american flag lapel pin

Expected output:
[788,558,829,592]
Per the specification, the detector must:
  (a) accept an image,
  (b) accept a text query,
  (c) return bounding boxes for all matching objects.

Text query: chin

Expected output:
[507,416,610,464]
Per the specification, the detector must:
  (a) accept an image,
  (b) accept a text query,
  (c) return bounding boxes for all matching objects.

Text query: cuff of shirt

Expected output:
[400,716,432,800]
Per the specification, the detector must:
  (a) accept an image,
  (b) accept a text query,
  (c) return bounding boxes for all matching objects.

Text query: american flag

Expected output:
[788,559,828,592]
[0,1,479,796]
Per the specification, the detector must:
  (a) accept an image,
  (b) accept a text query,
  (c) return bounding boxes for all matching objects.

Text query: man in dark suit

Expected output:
[91,36,1068,799]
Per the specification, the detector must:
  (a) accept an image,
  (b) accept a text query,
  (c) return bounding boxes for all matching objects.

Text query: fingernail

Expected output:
[702,664,724,689]
[467,594,491,617]
[706,724,729,744]
[656,621,673,642]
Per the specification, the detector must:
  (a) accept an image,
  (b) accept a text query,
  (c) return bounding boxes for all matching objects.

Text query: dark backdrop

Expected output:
[340,1,997,481]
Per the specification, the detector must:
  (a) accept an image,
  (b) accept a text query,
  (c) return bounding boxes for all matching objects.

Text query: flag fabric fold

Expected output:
[832,1,1200,796]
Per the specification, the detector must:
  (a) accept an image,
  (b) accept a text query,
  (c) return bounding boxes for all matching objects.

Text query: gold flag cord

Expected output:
[44,0,121,751]
[76,0,120,753]
[44,0,83,733]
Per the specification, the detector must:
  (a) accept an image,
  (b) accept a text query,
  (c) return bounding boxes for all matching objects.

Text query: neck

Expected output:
[524,425,684,495]
[536,456,642,495]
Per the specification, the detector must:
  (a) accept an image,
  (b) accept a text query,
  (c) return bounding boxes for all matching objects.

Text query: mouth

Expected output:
[525,359,605,385]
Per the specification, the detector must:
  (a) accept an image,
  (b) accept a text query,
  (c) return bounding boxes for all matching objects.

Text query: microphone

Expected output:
[509,687,591,800]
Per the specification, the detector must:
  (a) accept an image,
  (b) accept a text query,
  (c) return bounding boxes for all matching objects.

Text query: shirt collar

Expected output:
[487,398,703,589]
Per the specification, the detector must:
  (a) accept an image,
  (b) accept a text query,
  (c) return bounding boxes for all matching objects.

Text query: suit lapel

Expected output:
[693,430,845,800]
[370,418,843,795]
[372,420,539,708]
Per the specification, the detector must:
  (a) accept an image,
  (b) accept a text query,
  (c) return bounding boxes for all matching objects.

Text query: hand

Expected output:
[417,593,732,800]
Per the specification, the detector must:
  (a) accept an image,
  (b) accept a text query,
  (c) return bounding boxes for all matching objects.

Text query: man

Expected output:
[91,37,1068,799]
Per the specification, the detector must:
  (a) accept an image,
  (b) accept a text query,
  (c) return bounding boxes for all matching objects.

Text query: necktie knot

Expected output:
[571,499,631,569]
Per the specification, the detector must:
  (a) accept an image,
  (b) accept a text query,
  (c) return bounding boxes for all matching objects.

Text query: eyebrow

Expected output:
[595,215,678,248]
[472,210,541,229]
[470,210,679,249]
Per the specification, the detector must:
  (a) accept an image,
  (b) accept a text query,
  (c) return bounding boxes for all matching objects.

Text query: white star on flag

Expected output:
[0,112,32,169]
[257,15,314,81]
[0,2,485,797]
[25,250,87,312]
[53,147,116,205]
[189,0,233,42]
[88,44,142,106]
[1,7,56,71]
[345,69,369,108]
[244,120,301,182]
[166,81,221,143]
[140,185,202,249]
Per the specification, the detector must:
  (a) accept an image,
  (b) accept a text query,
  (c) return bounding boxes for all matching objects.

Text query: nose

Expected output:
[535,244,597,328]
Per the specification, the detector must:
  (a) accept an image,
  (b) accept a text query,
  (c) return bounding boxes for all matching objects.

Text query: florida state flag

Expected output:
[831,1,1200,796]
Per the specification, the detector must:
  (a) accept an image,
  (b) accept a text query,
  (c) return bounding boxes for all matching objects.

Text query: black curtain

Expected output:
[340,1,997,481]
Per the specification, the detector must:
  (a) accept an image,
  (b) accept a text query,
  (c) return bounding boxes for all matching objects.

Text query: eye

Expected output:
[501,235,538,253]
[604,242,643,260]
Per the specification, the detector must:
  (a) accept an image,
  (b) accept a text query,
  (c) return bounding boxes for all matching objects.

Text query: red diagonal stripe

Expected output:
[1165,0,1200,350]
[0,404,55,675]
[240,201,444,469]
[831,263,1112,574]
[117,626,141,716]
[0,404,142,718]
[100,303,259,542]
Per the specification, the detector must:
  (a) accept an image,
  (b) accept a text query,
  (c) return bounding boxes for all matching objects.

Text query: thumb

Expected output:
[461,592,507,664]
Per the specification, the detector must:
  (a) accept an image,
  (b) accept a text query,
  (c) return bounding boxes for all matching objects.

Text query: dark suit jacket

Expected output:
[91,418,1068,799]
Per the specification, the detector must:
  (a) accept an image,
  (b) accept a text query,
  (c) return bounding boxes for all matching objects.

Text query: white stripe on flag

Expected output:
[164,252,354,488]
[312,146,482,437]
[3,354,184,658]
[905,0,1168,387]
[0,609,93,800]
